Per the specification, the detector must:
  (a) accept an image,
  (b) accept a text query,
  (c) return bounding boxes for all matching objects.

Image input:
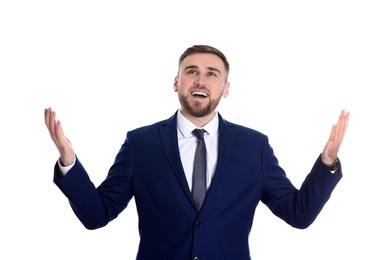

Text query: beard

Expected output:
[178,92,222,118]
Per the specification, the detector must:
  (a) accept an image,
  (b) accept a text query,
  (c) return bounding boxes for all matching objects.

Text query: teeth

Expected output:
[192,91,208,97]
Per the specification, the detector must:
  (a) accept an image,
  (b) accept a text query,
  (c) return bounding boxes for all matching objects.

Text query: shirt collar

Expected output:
[177,110,219,138]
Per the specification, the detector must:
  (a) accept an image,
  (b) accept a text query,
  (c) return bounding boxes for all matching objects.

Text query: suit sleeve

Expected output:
[261,137,342,229]
[53,132,134,230]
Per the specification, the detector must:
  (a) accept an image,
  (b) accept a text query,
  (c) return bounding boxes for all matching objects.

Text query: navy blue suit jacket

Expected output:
[54,111,342,260]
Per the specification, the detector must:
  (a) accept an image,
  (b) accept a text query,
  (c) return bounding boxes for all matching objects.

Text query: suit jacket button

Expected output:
[194,257,200,260]
[195,221,202,227]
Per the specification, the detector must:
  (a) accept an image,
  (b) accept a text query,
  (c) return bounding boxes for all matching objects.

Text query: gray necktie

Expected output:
[192,129,207,211]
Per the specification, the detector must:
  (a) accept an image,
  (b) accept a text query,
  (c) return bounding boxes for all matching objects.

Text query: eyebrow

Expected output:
[184,65,221,75]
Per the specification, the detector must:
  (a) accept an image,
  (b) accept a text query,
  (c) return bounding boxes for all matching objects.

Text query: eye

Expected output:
[187,70,197,75]
[208,71,217,77]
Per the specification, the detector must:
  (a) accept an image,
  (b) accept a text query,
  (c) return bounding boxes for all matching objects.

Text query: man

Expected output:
[44,45,349,260]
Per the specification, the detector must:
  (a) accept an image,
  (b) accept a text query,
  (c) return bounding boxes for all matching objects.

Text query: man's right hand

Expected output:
[44,107,75,166]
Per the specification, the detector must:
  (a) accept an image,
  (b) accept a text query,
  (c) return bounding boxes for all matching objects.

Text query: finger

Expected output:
[44,108,49,126]
[49,110,57,139]
[342,111,350,135]
[44,107,52,130]
[333,110,344,142]
[54,119,66,145]
[330,110,349,154]
[337,110,349,140]
[45,108,62,146]
[44,108,55,137]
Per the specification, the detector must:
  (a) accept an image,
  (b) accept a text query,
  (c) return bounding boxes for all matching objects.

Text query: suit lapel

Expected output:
[159,112,194,204]
[203,114,236,205]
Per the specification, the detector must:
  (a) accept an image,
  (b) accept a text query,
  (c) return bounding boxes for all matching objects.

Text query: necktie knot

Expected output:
[193,128,205,140]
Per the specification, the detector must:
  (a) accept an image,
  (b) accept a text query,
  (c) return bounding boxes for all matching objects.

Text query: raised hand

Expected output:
[321,110,350,165]
[44,107,75,166]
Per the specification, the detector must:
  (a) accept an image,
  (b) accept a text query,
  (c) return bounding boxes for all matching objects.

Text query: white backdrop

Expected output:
[1,1,368,259]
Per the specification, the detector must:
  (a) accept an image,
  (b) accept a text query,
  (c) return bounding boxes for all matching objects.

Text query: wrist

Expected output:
[59,155,75,167]
[324,157,339,171]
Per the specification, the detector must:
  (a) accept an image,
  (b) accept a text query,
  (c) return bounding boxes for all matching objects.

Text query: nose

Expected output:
[194,75,206,87]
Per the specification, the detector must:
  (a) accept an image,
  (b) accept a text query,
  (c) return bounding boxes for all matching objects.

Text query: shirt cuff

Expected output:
[58,156,76,176]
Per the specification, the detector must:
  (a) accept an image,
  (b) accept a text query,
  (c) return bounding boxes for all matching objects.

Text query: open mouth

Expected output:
[191,91,209,98]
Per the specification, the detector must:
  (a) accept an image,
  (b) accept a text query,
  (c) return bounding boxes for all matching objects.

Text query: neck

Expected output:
[179,109,217,127]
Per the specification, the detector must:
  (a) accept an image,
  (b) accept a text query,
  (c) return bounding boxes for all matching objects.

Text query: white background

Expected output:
[1,1,368,259]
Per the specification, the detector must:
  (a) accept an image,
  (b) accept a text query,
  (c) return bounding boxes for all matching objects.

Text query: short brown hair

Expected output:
[179,45,230,75]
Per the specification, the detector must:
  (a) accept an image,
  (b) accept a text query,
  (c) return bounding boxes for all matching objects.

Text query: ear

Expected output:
[173,76,179,92]
[222,82,230,98]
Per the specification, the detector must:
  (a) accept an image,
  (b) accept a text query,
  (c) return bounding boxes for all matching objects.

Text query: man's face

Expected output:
[174,53,230,118]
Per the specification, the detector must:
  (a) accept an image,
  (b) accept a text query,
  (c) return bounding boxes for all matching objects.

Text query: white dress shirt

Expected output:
[176,111,219,191]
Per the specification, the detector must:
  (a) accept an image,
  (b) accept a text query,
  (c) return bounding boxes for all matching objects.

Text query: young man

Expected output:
[44,45,349,260]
